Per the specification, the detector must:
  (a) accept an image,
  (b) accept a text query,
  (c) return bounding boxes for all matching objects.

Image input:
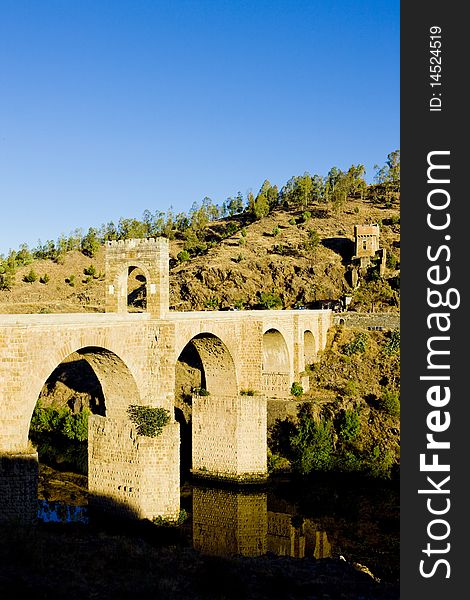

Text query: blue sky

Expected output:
[0,0,399,255]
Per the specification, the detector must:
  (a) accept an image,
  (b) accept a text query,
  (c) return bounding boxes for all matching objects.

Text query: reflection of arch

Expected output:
[262,329,290,374]
[176,333,238,395]
[304,330,316,367]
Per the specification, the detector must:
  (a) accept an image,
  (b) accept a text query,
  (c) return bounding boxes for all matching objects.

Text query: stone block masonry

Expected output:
[0,452,38,523]
[334,311,400,330]
[192,394,267,481]
[105,238,169,317]
[88,415,180,521]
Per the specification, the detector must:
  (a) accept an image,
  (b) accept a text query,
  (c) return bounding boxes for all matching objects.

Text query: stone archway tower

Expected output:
[105,238,169,317]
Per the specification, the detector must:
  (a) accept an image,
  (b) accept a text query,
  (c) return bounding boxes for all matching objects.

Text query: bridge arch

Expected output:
[127,266,147,311]
[304,330,316,368]
[262,328,290,375]
[114,261,152,313]
[27,344,143,445]
[175,332,238,399]
[262,328,291,398]
[174,332,239,476]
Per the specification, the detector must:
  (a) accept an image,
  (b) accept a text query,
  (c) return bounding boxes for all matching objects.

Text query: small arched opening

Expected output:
[127,266,147,312]
[304,330,316,369]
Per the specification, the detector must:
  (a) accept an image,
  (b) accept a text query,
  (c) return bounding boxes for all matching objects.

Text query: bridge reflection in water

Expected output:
[192,485,331,559]
[0,456,330,561]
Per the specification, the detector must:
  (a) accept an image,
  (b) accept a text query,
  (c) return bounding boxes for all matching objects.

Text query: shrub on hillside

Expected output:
[290,414,335,475]
[177,250,190,262]
[0,269,14,290]
[337,409,361,443]
[258,291,283,309]
[83,264,97,277]
[290,382,304,397]
[23,269,38,283]
[342,332,368,356]
[380,388,400,417]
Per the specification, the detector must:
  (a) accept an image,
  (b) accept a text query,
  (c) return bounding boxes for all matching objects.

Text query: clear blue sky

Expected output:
[0,0,399,256]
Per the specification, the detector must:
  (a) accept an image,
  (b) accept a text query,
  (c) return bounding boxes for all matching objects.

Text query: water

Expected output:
[38,499,88,524]
[37,476,399,584]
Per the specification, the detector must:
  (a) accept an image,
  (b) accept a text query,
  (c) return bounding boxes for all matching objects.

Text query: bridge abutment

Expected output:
[88,415,180,521]
[192,394,267,482]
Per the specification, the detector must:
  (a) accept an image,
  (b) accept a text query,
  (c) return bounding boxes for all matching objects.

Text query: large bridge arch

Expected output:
[176,332,238,396]
[24,340,145,452]
[4,345,141,458]
[30,346,142,422]
[262,328,290,374]
[175,332,239,477]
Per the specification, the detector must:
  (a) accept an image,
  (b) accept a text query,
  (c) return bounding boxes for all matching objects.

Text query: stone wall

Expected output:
[192,394,267,481]
[333,311,400,330]
[0,452,38,523]
[262,373,291,398]
[88,415,180,520]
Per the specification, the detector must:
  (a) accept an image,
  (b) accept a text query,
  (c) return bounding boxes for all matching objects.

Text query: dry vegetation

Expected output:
[0,198,400,314]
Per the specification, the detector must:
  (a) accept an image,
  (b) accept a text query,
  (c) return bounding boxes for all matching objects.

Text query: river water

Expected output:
[37,474,399,585]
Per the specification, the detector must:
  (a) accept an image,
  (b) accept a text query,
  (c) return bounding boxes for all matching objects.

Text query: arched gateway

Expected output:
[0,238,332,523]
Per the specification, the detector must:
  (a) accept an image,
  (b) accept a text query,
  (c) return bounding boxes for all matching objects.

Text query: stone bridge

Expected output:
[0,238,332,522]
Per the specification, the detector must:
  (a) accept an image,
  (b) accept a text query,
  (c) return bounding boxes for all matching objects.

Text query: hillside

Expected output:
[0,198,400,314]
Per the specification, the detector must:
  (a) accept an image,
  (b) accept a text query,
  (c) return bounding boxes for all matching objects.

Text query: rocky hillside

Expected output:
[0,198,400,314]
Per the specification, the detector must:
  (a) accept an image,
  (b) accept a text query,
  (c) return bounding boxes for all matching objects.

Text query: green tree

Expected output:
[352,279,397,311]
[324,166,343,203]
[291,414,335,474]
[375,150,400,186]
[0,269,14,290]
[81,227,101,257]
[338,409,361,442]
[304,228,321,251]
[281,173,314,208]
[249,182,271,220]
[258,291,283,309]
[225,192,244,216]
[15,243,33,266]
[117,218,148,240]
